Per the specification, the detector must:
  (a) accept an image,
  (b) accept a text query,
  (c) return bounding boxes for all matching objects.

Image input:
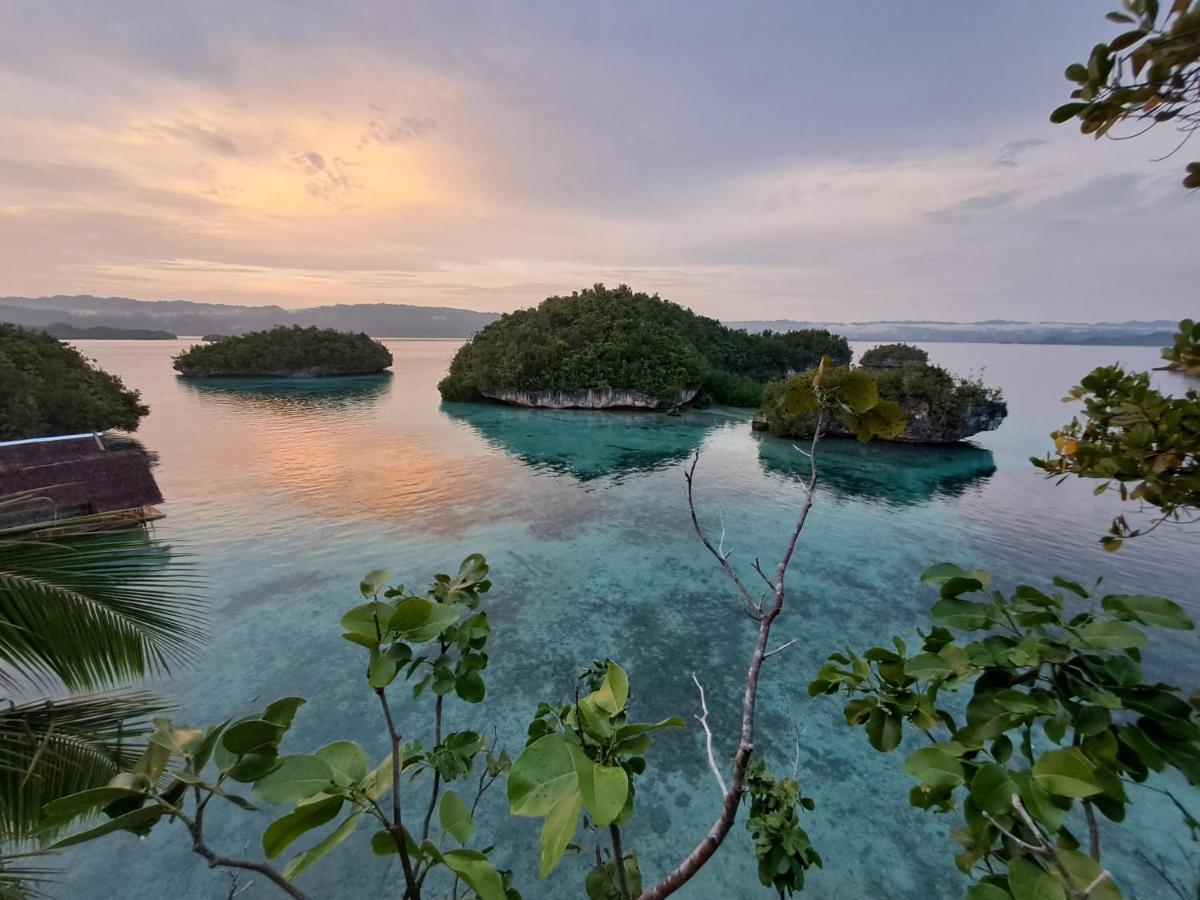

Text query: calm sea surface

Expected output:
[57,340,1197,899]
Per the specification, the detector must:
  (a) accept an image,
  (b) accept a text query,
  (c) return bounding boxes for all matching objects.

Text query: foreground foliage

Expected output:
[0,324,148,440]
[1162,318,1200,375]
[173,326,393,377]
[0,502,205,883]
[1032,364,1200,548]
[1052,0,1200,188]
[437,284,850,407]
[813,564,1198,900]
[758,351,1004,444]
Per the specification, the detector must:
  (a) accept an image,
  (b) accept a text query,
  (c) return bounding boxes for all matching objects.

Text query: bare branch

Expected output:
[763,638,799,660]
[691,672,727,796]
[684,452,761,618]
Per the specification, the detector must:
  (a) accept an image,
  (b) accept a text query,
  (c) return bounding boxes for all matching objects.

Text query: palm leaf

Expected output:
[0,691,173,845]
[0,516,206,692]
[0,850,56,899]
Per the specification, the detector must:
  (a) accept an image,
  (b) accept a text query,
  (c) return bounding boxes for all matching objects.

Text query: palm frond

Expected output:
[0,524,206,692]
[0,691,173,844]
[0,850,57,899]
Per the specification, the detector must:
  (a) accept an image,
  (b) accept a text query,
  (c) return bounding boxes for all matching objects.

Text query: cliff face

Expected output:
[482,387,699,410]
[753,398,1008,444]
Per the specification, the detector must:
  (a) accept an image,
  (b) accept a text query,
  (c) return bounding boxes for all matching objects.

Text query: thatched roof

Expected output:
[0,432,164,527]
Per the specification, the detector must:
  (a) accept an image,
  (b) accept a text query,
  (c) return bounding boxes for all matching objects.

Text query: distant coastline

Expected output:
[0,294,1180,347]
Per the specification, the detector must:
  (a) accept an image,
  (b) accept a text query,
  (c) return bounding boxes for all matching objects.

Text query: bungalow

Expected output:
[0,432,164,529]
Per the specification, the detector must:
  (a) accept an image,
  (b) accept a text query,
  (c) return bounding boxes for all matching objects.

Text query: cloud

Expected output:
[993,139,1047,169]
[150,120,240,157]
[926,189,1021,222]
[359,115,436,147]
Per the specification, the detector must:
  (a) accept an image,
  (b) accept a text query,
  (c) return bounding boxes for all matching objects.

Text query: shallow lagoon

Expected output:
[58,340,1197,899]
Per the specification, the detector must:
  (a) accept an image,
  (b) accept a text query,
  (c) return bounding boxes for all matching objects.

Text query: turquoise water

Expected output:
[57,340,1197,899]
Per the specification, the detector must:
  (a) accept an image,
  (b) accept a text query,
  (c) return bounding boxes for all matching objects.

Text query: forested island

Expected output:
[438,284,850,408]
[173,325,393,377]
[756,343,1007,443]
[0,323,148,439]
[42,322,177,340]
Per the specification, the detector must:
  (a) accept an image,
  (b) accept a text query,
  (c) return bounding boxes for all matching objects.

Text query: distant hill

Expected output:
[0,295,499,339]
[728,319,1177,346]
[0,295,1179,346]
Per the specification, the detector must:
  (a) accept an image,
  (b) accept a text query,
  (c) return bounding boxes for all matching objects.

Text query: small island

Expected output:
[438,284,851,409]
[173,325,393,377]
[755,343,1007,443]
[43,322,178,340]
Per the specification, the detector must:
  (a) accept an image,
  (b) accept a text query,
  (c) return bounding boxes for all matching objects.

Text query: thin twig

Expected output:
[691,672,727,795]
[763,639,799,660]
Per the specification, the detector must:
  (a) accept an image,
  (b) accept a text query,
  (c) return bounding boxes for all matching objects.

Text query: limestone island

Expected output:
[754,343,1007,443]
[437,284,851,410]
[173,325,393,378]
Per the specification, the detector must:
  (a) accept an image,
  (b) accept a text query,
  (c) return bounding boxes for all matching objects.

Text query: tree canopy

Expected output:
[858,343,931,369]
[437,284,851,407]
[173,326,393,377]
[1052,0,1200,188]
[0,324,148,440]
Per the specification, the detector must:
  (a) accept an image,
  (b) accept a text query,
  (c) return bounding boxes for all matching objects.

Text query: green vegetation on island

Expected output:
[41,323,176,340]
[173,325,393,378]
[437,284,850,408]
[0,323,148,440]
[757,343,1006,443]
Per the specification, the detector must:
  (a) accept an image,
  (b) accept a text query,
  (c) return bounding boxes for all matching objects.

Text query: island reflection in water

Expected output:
[440,402,737,482]
[756,432,997,506]
[178,372,393,414]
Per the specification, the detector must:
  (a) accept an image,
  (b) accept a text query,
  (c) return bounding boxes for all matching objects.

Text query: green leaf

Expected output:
[442,849,506,900]
[388,598,460,643]
[932,598,992,631]
[866,707,902,752]
[315,741,367,787]
[1007,857,1066,900]
[1055,849,1122,900]
[263,697,306,730]
[368,648,399,688]
[41,786,148,830]
[905,746,965,788]
[966,885,1013,900]
[282,811,363,881]
[970,764,1017,815]
[1050,102,1088,124]
[253,755,335,805]
[49,805,164,848]
[1078,621,1146,650]
[455,670,486,703]
[834,371,879,413]
[905,653,954,680]
[223,719,285,755]
[592,663,629,715]
[579,761,629,827]
[509,733,579,817]
[921,563,971,585]
[262,797,344,858]
[439,790,474,845]
[1101,595,1193,630]
[359,569,391,598]
[539,790,582,877]
[1032,748,1103,798]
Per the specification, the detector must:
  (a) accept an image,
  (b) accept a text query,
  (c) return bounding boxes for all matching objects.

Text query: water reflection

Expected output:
[441,402,734,482]
[757,433,996,505]
[178,373,392,414]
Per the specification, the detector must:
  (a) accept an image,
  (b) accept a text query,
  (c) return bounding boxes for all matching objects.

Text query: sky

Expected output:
[0,1,1193,322]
